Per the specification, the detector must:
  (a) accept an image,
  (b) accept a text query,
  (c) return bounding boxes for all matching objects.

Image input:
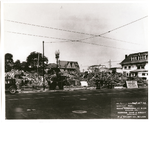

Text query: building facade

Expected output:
[88,65,109,73]
[46,61,80,74]
[58,60,80,73]
[120,51,148,79]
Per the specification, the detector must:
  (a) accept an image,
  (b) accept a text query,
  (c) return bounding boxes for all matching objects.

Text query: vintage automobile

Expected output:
[5,79,17,94]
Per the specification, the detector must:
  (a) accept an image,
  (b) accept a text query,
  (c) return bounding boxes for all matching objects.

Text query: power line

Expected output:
[44,41,72,43]
[6,31,145,52]
[5,16,147,45]
[5,19,93,36]
[76,16,148,41]
[81,60,122,66]
[77,41,141,52]
[45,35,142,45]
[97,35,142,45]
[6,31,76,42]
[102,60,122,63]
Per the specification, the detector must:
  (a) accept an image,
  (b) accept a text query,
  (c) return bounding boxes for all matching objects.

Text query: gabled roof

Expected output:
[59,60,79,69]
[120,51,148,65]
[47,61,80,69]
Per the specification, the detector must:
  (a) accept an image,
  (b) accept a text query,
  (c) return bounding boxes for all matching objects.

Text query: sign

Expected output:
[126,81,138,88]
[111,98,148,119]
[80,81,88,87]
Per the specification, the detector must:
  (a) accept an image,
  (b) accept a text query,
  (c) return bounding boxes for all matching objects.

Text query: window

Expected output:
[142,73,145,76]
[141,65,145,69]
[128,66,131,69]
[124,66,127,69]
[137,66,140,69]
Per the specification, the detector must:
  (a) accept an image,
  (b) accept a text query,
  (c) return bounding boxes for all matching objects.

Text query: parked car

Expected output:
[5,79,17,94]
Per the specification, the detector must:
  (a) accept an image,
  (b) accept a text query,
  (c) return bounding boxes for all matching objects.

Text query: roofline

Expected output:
[126,51,148,55]
[120,51,148,64]
[89,65,106,67]
[120,60,148,65]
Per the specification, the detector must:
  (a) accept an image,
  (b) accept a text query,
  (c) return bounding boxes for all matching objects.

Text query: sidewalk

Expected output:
[17,85,147,94]
[18,86,97,93]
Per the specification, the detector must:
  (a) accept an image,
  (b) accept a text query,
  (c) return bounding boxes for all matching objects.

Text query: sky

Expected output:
[3,3,148,71]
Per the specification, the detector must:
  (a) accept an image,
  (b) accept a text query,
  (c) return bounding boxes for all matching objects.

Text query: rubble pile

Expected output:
[5,69,48,89]
[5,69,148,90]
[5,69,23,79]
[83,72,148,88]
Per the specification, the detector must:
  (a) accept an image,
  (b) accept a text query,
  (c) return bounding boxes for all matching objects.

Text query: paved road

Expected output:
[5,88,148,119]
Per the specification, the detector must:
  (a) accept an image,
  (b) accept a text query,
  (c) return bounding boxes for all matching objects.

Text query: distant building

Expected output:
[46,61,80,74]
[59,60,80,73]
[120,51,148,79]
[88,65,109,73]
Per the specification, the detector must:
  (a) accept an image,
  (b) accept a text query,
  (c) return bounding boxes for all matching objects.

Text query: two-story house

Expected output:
[46,60,80,74]
[120,51,148,79]
[59,60,80,73]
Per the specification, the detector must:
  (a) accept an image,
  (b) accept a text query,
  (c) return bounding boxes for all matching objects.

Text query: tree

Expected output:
[26,51,48,72]
[14,60,21,70]
[20,61,29,71]
[5,53,14,72]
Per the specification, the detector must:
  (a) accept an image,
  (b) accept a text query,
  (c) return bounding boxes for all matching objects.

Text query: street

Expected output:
[6,88,148,119]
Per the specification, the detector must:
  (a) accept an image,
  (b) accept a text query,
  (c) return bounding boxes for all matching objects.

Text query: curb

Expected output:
[18,87,97,93]
[17,86,147,94]
[64,87,96,91]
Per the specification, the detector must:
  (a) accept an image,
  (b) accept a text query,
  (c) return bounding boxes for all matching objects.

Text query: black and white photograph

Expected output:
[1,1,150,150]
[3,2,148,120]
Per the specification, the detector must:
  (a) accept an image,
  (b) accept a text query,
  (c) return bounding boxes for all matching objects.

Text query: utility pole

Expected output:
[55,50,60,77]
[55,50,60,68]
[43,41,45,90]
[109,60,111,68]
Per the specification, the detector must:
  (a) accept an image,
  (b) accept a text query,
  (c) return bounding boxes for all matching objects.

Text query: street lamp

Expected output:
[55,50,60,90]
[55,50,60,68]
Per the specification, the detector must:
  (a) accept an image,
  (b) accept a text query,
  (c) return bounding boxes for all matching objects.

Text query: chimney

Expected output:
[125,55,128,59]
